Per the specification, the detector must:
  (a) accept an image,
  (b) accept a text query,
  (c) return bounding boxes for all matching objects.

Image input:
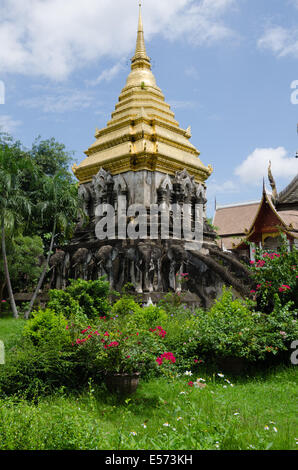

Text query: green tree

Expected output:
[0,134,35,318]
[25,172,80,318]
[30,136,75,179]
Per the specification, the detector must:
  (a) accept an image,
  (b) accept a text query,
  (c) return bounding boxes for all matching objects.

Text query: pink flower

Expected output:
[156,352,176,365]
[107,341,119,348]
[1,300,6,303]
[250,290,256,294]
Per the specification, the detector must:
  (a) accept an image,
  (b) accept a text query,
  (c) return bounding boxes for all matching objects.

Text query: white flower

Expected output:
[177,417,183,421]
[184,371,193,376]
[142,424,147,429]
[273,427,278,433]
[217,373,224,378]
[163,422,170,427]
[230,384,234,387]
[179,391,186,395]
[234,412,240,416]
[223,385,227,389]
[264,426,269,430]
[130,431,137,436]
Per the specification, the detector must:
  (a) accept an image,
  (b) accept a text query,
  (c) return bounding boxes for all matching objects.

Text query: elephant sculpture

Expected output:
[126,243,162,293]
[161,244,188,292]
[49,250,70,290]
[72,248,93,280]
[94,245,120,288]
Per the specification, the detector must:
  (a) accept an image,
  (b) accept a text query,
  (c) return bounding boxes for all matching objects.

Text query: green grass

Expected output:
[0,317,297,450]
[0,317,26,349]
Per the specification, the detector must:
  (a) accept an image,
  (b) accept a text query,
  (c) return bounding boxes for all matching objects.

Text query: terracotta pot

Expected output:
[105,373,140,395]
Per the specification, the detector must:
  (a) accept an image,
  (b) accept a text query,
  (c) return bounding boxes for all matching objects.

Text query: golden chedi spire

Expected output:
[73,3,213,184]
[132,2,150,65]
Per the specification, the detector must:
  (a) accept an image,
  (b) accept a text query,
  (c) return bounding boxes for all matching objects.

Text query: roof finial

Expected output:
[131,0,151,68]
[268,160,278,203]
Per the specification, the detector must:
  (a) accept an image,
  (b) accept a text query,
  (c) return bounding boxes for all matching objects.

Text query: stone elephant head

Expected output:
[162,244,188,292]
[126,243,162,293]
[49,250,70,290]
[72,247,93,281]
[94,245,120,288]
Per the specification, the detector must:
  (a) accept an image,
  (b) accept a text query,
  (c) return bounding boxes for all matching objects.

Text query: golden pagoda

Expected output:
[73,3,213,185]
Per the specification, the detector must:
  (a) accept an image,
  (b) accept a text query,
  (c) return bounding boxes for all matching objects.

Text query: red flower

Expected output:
[188,381,194,387]
[107,341,119,348]
[156,352,176,365]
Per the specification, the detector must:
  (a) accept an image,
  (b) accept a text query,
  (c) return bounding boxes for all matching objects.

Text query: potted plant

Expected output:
[72,321,164,396]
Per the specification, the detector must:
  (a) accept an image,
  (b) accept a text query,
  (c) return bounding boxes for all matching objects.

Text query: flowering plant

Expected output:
[248,236,298,311]
[71,320,165,375]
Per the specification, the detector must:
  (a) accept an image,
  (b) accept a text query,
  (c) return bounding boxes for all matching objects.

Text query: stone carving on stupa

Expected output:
[50,4,251,307]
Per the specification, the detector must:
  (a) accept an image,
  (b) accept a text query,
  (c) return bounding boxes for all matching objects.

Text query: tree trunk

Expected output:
[1,220,19,318]
[25,220,56,319]
[0,281,7,315]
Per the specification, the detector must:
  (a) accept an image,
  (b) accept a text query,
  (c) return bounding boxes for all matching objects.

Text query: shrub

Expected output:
[249,236,298,311]
[47,290,85,320]
[0,335,82,397]
[48,278,112,319]
[194,288,298,362]
[23,308,70,346]
[69,318,164,379]
[111,296,142,317]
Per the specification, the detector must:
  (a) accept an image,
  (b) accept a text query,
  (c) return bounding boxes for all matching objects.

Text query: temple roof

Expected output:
[276,173,298,209]
[73,4,212,184]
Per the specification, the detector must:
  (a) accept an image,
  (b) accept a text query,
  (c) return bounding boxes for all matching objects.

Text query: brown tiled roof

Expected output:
[216,236,246,251]
[213,202,260,237]
[277,210,298,232]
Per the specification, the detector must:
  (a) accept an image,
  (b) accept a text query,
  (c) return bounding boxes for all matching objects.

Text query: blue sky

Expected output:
[0,0,297,217]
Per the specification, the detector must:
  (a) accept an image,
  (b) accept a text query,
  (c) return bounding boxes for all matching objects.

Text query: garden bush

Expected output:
[48,278,112,319]
[249,236,298,312]
[23,308,70,345]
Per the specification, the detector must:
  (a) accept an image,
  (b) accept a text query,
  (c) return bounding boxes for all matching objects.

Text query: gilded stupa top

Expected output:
[73,3,213,184]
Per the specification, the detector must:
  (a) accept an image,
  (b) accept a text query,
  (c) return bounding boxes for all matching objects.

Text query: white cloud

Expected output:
[234,147,298,184]
[0,114,22,133]
[86,62,125,87]
[207,178,239,195]
[0,0,238,81]
[258,26,298,59]
[19,89,95,113]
